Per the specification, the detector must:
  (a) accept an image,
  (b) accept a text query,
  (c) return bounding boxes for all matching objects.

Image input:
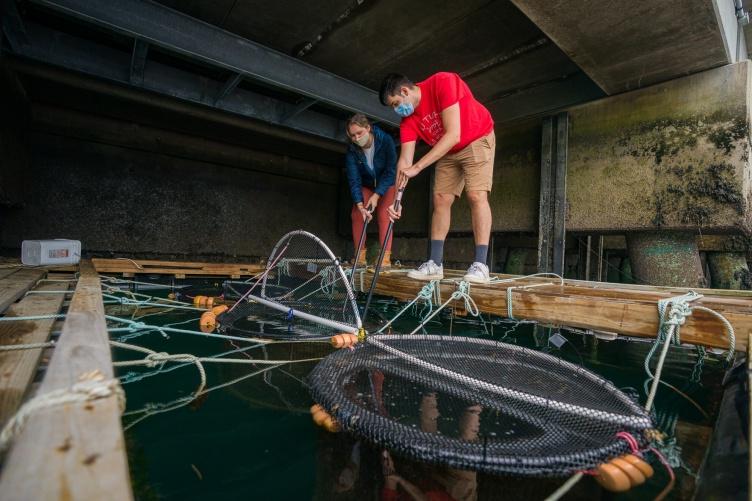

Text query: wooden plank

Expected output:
[0,269,45,314]
[0,282,68,427]
[367,270,750,351]
[92,257,264,277]
[0,261,132,500]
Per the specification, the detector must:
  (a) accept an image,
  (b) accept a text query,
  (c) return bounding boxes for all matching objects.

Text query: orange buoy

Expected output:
[312,410,328,427]
[610,457,646,486]
[205,296,214,309]
[193,295,204,307]
[199,311,217,333]
[594,462,632,492]
[310,404,339,432]
[620,454,654,478]
[211,305,228,316]
[330,333,358,349]
[323,416,340,433]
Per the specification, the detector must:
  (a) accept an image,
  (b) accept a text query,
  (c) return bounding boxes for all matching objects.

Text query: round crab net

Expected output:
[308,334,654,477]
[218,230,361,340]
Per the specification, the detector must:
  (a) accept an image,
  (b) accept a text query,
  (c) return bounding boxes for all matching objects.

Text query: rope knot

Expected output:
[145,352,171,367]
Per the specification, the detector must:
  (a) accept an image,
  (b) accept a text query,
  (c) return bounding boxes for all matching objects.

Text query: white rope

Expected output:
[407,281,480,335]
[544,472,584,501]
[376,280,438,334]
[0,370,125,452]
[644,291,702,412]
[495,273,564,320]
[0,341,55,351]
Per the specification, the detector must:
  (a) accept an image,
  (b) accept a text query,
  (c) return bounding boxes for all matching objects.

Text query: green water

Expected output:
[111,281,728,500]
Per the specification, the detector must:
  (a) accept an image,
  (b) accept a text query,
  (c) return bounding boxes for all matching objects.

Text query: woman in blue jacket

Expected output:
[345,114,397,268]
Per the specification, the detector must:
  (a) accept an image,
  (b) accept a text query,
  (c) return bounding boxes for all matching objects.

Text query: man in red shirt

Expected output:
[380,72,495,283]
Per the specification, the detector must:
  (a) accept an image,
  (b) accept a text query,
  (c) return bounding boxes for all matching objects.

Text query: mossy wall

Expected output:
[566,61,752,233]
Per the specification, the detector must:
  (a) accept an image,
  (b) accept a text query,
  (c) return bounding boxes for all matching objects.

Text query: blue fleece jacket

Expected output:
[344,125,397,204]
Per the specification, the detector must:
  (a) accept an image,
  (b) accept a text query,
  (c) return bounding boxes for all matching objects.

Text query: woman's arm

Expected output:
[375,133,398,196]
[345,150,364,205]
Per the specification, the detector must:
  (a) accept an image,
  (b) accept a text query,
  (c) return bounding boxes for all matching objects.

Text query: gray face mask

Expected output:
[354,133,371,147]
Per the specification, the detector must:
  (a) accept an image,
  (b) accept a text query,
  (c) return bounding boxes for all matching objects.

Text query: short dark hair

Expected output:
[379,73,414,106]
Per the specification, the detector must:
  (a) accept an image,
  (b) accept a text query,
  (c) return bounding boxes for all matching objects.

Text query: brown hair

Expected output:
[346,113,370,131]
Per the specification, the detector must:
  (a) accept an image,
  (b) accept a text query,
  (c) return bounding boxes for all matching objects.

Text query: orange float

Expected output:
[199,311,217,333]
[211,305,228,316]
[310,404,340,432]
[620,454,654,478]
[595,454,654,492]
[610,457,646,486]
[330,333,358,349]
[594,463,632,492]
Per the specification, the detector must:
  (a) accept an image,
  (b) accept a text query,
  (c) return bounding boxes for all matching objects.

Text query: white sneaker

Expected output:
[407,260,444,281]
[463,262,490,284]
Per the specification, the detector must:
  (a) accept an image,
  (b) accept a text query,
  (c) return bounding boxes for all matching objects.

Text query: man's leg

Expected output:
[461,132,495,283]
[429,192,455,264]
[466,190,491,264]
[406,156,463,281]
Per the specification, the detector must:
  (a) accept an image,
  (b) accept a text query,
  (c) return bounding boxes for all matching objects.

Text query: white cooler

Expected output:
[21,239,81,266]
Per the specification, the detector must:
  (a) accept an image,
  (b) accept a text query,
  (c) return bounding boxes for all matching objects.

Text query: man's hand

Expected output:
[387,203,402,222]
[397,163,421,189]
[366,193,380,212]
[358,203,373,222]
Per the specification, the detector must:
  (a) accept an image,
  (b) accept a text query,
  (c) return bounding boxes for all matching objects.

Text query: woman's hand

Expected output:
[357,203,373,222]
[367,193,380,211]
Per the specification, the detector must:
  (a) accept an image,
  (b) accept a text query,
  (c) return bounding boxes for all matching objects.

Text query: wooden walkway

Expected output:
[0,262,132,500]
[360,268,752,351]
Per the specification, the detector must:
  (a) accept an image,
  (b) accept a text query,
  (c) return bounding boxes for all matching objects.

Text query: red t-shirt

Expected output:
[399,72,494,153]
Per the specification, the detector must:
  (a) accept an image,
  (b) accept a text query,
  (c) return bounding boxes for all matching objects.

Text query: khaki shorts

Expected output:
[434,130,495,197]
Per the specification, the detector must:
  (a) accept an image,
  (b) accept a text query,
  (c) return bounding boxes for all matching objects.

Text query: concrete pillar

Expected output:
[626,232,706,287]
[505,248,529,275]
[707,252,751,290]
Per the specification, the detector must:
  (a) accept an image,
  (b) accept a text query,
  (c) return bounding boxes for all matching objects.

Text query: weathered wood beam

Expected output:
[0,280,68,426]
[0,261,132,500]
[0,269,45,314]
[92,258,265,278]
[365,270,750,351]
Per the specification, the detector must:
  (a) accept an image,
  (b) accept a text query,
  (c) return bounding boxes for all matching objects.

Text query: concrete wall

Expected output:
[567,61,752,234]
[450,118,541,233]
[0,113,349,261]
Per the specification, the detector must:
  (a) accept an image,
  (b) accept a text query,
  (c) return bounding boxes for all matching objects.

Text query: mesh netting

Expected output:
[217,230,361,339]
[308,334,653,477]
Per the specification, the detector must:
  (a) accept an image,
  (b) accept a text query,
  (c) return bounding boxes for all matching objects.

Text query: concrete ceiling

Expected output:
[511,0,737,95]
[154,0,604,123]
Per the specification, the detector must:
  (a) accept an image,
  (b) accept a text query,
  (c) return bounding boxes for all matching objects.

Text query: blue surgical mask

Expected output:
[394,100,414,118]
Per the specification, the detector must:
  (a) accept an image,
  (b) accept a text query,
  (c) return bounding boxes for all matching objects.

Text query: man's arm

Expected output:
[408,102,461,175]
[395,140,416,188]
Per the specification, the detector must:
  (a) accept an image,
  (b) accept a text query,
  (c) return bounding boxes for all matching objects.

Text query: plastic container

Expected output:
[21,239,81,266]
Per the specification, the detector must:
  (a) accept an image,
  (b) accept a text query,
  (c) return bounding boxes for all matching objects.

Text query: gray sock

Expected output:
[474,244,488,265]
[429,240,444,265]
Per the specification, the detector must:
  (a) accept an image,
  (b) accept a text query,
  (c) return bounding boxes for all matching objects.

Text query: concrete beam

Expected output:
[511,0,735,94]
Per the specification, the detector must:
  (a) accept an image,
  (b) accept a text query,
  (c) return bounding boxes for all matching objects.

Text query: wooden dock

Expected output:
[361,268,752,351]
[0,262,132,500]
